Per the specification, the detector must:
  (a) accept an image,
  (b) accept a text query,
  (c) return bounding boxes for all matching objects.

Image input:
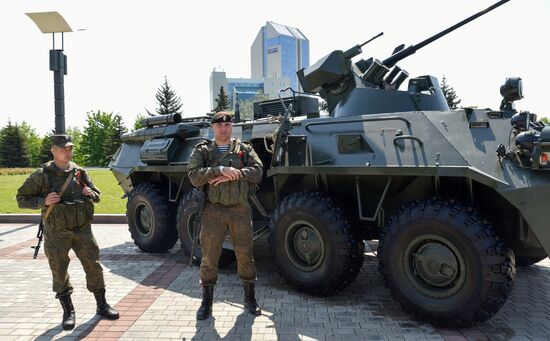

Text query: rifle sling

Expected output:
[42,170,75,224]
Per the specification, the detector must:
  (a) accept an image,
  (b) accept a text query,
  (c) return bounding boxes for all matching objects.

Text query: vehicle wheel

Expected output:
[378,198,515,328]
[126,183,178,253]
[176,190,236,268]
[516,255,547,267]
[269,191,364,296]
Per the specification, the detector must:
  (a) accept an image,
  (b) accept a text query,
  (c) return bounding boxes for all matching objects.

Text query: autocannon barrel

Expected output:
[382,0,510,68]
[141,113,182,127]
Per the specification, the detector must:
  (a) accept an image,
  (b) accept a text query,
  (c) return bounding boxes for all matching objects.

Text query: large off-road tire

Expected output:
[269,192,364,296]
[378,198,516,328]
[126,183,178,253]
[516,255,547,267]
[176,190,236,268]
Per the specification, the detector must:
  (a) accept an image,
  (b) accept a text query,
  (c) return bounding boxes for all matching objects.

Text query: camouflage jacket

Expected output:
[188,138,263,206]
[16,161,100,227]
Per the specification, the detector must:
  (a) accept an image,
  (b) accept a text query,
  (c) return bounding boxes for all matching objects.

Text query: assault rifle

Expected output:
[32,169,75,259]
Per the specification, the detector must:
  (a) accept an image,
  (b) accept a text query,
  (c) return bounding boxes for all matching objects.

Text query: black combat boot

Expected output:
[93,289,119,320]
[243,282,261,316]
[58,294,76,330]
[196,285,214,320]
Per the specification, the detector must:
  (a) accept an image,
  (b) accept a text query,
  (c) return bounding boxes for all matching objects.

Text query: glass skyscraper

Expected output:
[251,22,309,91]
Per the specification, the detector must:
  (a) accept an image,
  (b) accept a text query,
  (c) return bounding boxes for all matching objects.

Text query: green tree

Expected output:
[540,117,549,125]
[238,90,269,121]
[66,126,84,165]
[153,76,183,116]
[133,113,146,131]
[0,121,30,167]
[38,133,53,165]
[214,86,230,112]
[80,110,127,166]
[440,75,462,110]
[18,121,42,167]
[103,114,127,165]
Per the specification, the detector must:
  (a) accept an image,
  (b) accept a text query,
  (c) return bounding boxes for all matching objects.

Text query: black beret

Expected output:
[211,112,234,124]
[50,134,74,148]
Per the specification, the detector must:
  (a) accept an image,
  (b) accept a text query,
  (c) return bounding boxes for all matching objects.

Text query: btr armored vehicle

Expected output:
[110,0,550,327]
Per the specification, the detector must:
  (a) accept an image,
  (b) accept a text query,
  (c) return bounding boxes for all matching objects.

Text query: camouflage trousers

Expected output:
[43,223,105,298]
[200,202,256,285]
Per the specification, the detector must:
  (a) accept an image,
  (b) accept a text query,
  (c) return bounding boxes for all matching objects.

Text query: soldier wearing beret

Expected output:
[187,111,264,320]
[16,134,119,330]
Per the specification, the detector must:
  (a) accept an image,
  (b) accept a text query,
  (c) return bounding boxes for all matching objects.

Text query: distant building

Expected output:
[251,21,309,91]
[210,70,289,112]
[209,21,308,112]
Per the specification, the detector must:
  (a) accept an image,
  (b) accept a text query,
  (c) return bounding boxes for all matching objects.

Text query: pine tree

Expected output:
[0,121,30,167]
[214,86,230,112]
[154,76,183,115]
[440,75,462,110]
[133,114,146,131]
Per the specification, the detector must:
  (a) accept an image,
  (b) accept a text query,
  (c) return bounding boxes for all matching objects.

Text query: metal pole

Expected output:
[49,45,67,134]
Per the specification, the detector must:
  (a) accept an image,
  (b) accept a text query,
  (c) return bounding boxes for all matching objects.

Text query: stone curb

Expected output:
[0,214,128,224]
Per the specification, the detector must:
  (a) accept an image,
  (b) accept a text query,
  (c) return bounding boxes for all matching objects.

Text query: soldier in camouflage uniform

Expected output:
[188,111,263,320]
[16,135,119,330]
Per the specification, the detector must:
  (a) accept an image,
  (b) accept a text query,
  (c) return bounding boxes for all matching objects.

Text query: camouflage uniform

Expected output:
[187,138,263,285]
[16,161,104,297]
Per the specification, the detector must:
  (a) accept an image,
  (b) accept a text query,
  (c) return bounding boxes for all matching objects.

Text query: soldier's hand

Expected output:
[209,176,231,186]
[45,192,61,206]
[82,186,94,197]
[221,166,242,181]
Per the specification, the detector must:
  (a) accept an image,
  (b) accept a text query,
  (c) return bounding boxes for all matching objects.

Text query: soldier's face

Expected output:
[51,145,73,163]
[211,122,233,142]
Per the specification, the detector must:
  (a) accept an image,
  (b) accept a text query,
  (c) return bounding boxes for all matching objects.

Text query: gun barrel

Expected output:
[382,0,510,68]
[141,113,182,127]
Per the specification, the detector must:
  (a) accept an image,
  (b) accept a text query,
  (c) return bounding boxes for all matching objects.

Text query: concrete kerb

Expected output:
[0,214,128,224]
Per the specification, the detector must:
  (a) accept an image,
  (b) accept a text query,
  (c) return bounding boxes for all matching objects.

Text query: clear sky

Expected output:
[1,0,548,135]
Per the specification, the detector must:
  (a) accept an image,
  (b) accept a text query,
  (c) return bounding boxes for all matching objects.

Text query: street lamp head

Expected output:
[26,12,72,34]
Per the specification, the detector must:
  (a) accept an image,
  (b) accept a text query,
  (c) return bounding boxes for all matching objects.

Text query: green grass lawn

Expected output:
[0,169,127,214]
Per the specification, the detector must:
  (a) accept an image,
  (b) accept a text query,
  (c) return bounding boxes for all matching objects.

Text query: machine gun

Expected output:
[298,0,511,94]
[271,88,297,167]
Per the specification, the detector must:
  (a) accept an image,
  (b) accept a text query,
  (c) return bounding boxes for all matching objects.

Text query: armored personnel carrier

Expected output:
[110,0,550,327]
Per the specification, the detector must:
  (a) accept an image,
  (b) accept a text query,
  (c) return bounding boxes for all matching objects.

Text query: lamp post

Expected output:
[26,12,72,134]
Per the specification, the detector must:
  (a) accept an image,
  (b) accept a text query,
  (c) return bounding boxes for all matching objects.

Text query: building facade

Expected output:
[210,70,289,112]
[209,21,308,113]
[251,21,309,91]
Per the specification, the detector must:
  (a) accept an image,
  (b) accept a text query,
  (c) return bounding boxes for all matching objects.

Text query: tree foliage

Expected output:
[0,121,30,167]
[440,75,462,110]
[153,76,183,116]
[133,113,146,131]
[103,114,127,165]
[38,132,53,166]
[214,86,230,112]
[238,90,269,121]
[79,110,127,166]
[66,126,84,165]
[17,121,42,167]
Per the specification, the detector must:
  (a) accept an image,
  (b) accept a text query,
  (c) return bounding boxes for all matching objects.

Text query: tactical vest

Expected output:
[43,163,94,229]
[201,139,252,206]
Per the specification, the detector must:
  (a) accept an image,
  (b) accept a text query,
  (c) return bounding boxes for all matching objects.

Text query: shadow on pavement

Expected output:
[95,236,550,340]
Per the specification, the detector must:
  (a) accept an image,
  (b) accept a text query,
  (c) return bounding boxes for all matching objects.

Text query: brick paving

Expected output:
[0,223,549,341]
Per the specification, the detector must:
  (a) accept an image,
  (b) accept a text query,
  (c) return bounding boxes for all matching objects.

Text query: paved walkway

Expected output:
[0,223,549,341]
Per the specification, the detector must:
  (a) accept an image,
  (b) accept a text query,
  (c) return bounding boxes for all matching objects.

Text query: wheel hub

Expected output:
[404,234,466,299]
[413,242,458,287]
[136,203,152,235]
[285,221,325,271]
